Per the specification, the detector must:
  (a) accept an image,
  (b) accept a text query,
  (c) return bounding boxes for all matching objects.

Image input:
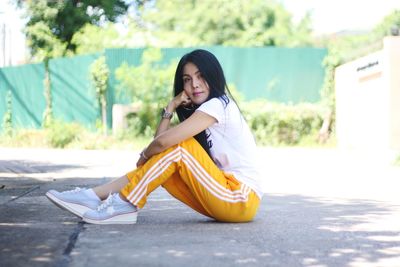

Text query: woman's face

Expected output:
[182,62,210,105]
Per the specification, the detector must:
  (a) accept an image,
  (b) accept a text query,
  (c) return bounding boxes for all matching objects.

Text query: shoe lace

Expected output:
[96,194,115,211]
[62,187,85,194]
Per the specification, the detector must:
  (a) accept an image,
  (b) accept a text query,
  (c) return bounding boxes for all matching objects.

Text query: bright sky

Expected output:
[0,1,26,66]
[281,0,400,34]
[0,0,400,66]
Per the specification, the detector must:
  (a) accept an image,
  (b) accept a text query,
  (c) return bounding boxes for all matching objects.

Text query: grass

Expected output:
[0,128,151,151]
[253,130,337,149]
[0,126,335,151]
[291,132,337,148]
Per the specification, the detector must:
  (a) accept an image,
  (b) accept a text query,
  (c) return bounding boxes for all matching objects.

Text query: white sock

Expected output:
[84,188,101,201]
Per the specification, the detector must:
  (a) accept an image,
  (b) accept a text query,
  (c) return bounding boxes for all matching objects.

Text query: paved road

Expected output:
[0,147,399,267]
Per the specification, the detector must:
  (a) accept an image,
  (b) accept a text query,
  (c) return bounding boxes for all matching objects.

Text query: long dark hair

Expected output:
[173,49,230,156]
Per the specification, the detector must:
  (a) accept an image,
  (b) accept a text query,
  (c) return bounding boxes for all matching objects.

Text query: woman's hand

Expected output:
[136,149,149,167]
[136,154,147,168]
[170,91,192,110]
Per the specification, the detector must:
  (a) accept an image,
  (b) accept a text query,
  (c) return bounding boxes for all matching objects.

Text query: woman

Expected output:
[46,49,263,225]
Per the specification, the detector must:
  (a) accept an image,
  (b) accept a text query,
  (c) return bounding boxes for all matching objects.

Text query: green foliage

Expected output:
[2,91,13,136]
[374,10,400,38]
[227,83,244,103]
[316,9,400,142]
[320,10,400,111]
[67,0,314,55]
[141,0,313,47]
[72,24,121,55]
[115,48,176,137]
[0,126,152,150]
[241,100,324,146]
[89,56,109,133]
[18,0,129,61]
[72,20,153,54]
[45,120,82,148]
[90,56,109,101]
[25,21,69,62]
[16,0,315,59]
[0,129,48,147]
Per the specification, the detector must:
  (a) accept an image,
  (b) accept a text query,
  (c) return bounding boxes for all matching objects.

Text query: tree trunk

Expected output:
[101,99,107,136]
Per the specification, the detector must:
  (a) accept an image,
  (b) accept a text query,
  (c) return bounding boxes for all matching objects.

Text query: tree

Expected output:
[71,20,152,54]
[373,10,400,38]
[68,0,313,54]
[140,0,313,47]
[89,56,109,134]
[115,48,176,136]
[317,9,400,143]
[71,24,120,55]
[2,91,13,136]
[17,0,129,61]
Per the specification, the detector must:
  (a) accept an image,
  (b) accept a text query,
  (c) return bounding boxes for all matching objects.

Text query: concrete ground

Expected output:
[0,147,399,267]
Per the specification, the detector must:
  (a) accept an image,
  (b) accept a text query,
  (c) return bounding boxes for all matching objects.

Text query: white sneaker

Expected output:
[46,187,102,218]
[82,193,138,225]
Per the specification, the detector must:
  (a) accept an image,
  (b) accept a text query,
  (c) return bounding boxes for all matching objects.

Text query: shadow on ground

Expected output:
[1,175,399,267]
[0,159,81,174]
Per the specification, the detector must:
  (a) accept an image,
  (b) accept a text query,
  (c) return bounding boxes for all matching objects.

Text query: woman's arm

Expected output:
[153,91,191,137]
[153,102,175,138]
[137,110,216,167]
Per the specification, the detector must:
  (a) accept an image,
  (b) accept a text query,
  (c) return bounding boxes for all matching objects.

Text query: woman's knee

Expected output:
[178,137,198,147]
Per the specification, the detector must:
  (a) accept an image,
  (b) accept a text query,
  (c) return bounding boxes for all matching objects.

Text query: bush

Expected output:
[2,90,13,136]
[115,48,176,137]
[241,100,324,146]
[0,129,48,147]
[46,120,82,148]
[0,103,327,149]
[89,55,109,134]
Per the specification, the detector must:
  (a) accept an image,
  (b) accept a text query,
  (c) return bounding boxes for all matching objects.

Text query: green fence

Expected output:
[0,47,327,131]
[50,53,101,127]
[0,63,46,129]
[106,47,327,102]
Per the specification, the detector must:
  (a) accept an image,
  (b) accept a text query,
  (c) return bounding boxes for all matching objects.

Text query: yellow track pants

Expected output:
[120,137,260,222]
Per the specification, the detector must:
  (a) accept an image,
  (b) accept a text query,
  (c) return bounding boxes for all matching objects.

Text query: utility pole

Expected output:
[0,23,5,67]
[0,9,4,67]
[8,26,11,66]
[2,24,6,67]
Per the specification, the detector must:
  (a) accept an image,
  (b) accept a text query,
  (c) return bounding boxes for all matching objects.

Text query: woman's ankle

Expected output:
[118,192,130,202]
[85,188,101,200]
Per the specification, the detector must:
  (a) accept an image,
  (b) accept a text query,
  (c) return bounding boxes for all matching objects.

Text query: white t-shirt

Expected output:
[197,97,263,199]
